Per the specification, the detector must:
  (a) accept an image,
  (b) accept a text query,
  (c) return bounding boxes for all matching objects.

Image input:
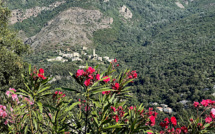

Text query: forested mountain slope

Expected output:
[6,0,215,111]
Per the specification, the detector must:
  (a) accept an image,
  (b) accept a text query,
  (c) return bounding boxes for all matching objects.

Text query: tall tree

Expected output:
[0,0,29,93]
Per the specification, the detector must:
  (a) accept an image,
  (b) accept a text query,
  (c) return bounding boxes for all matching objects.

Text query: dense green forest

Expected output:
[6,0,215,114]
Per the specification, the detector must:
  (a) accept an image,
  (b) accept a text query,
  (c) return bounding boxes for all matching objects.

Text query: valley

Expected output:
[6,0,215,117]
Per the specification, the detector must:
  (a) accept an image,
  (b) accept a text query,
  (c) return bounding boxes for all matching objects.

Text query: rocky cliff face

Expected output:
[25,7,113,50]
[9,1,65,24]
[119,5,132,19]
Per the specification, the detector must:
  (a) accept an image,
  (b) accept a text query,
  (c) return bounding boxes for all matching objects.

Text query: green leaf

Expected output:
[204,122,212,128]
[24,125,28,134]
[86,62,88,69]
[93,117,99,128]
[16,92,28,97]
[118,100,127,107]
[37,101,43,113]
[37,86,51,94]
[69,72,73,76]
[91,88,114,95]
[94,65,99,70]
[109,94,116,103]
[121,86,132,91]
[103,124,124,130]
[18,88,29,96]
[131,119,137,131]
[33,118,37,131]
[100,119,112,126]
[29,64,31,74]
[92,99,101,107]
[24,83,33,93]
[65,101,81,112]
[122,79,134,87]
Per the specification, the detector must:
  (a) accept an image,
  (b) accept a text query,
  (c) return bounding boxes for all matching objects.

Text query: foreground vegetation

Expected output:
[1,64,215,133]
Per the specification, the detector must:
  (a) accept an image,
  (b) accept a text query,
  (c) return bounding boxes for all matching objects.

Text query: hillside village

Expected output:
[47,46,114,68]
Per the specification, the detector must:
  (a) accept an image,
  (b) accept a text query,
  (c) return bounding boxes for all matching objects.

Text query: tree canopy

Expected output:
[0,1,29,92]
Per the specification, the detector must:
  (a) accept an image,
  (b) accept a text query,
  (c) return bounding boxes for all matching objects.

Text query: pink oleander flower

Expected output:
[2,111,7,118]
[160,122,168,128]
[114,59,117,63]
[9,88,16,92]
[88,75,93,80]
[6,91,10,97]
[170,128,175,133]
[38,73,46,79]
[42,76,47,80]
[3,106,6,111]
[149,116,156,126]
[85,106,90,111]
[102,91,110,95]
[160,131,165,134]
[10,107,13,112]
[193,101,200,107]
[11,94,18,101]
[86,67,95,74]
[84,79,91,86]
[206,99,212,105]
[30,101,34,105]
[176,128,181,134]
[24,97,34,105]
[113,115,119,122]
[129,106,134,110]
[111,106,116,112]
[133,71,137,79]
[48,113,52,119]
[211,108,215,115]
[128,71,138,79]
[197,123,203,129]
[4,120,8,125]
[149,107,153,111]
[128,75,133,79]
[39,68,44,74]
[164,118,169,124]
[112,83,120,90]
[76,69,85,77]
[201,100,209,107]
[96,74,100,80]
[171,116,177,127]
[181,126,188,133]
[205,116,212,123]
[103,76,110,83]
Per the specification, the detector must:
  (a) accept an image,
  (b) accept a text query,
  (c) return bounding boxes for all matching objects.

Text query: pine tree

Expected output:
[0,0,29,93]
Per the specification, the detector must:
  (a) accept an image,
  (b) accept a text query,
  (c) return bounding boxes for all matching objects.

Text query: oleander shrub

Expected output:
[0,61,215,134]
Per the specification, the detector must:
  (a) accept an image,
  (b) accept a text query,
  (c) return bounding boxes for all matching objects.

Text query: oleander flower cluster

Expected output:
[31,68,47,80]
[159,99,215,134]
